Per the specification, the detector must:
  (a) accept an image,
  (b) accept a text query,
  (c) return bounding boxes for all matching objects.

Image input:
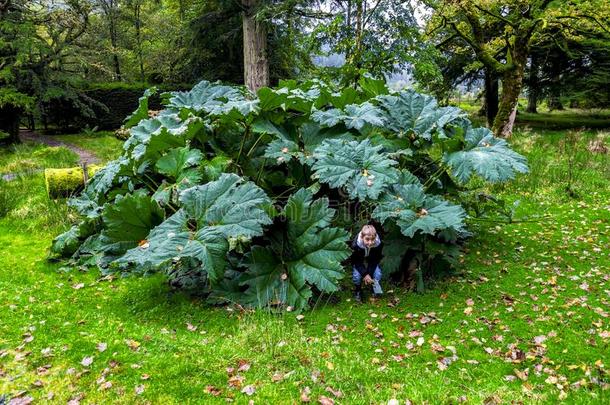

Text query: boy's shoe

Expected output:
[373,293,382,299]
[354,290,362,302]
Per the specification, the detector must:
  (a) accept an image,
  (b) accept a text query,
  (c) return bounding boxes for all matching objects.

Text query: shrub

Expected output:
[51,77,528,311]
[40,83,178,131]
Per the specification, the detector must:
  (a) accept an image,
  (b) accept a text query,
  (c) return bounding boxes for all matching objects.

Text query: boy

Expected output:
[350,224,383,302]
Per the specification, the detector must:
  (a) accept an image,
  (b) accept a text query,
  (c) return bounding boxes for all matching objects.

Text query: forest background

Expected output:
[1,0,610,143]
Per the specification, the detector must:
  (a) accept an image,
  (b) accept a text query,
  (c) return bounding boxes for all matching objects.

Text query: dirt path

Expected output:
[19,129,101,165]
[1,130,102,182]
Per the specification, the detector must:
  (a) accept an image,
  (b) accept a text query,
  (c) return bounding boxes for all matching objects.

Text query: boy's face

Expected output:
[361,232,377,247]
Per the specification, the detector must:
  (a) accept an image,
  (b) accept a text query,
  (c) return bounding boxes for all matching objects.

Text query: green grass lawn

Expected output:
[54,131,124,162]
[516,110,610,130]
[1,129,609,404]
[455,101,610,130]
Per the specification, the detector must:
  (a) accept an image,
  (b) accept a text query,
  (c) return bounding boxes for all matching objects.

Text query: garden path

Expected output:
[19,129,100,165]
[1,130,100,182]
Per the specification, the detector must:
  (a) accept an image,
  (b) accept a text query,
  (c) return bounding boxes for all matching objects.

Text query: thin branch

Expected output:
[435,33,459,49]
[473,4,517,29]
[446,18,507,73]
[426,19,447,37]
[290,8,335,20]
[556,15,610,35]
[362,0,383,30]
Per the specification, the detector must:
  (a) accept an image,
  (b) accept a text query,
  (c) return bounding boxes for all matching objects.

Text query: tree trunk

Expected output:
[345,0,364,86]
[526,88,538,113]
[134,1,145,82]
[484,69,499,127]
[477,101,486,117]
[0,106,21,144]
[548,85,563,111]
[106,1,122,81]
[345,0,352,61]
[492,67,524,138]
[354,0,363,63]
[110,24,122,81]
[242,0,269,92]
[355,0,363,49]
[346,0,351,33]
[178,0,185,21]
[0,0,11,17]
[112,52,121,81]
[547,60,563,111]
[526,55,539,113]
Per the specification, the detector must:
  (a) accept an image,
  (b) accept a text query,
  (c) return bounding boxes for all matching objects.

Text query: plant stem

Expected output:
[235,125,250,168]
[423,165,446,190]
[247,133,265,157]
[412,157,442,175]
[274,186,296,199]
[143,173,159,189]
[256,158,267,183]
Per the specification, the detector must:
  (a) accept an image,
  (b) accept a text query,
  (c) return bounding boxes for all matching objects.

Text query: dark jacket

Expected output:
[350,237,383,277]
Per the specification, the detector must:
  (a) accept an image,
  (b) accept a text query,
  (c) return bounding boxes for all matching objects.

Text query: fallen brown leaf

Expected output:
[318,395,334,405]
[204,385,221,396]
[241,385,256,396]
[301,386,311,402]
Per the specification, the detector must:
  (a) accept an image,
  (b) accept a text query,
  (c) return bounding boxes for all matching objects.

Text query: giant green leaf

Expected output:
[265,138,301,165]
[240,246,311,309]
[82,156,132,198]
[179,173,272,238]
[379,224,410,275]
[358,74,389,98]
[51,220,97,257]
[264,122,353,166]
[373,184,466,238]
[100,193,165,253]
[155,146,203,184]
[284,188,334,239]
[251,117,289,139]
[240,189,350,311]
[114,210,229,283]
[377,90,464,139]
[164,80,245,113]
[202,155,232,182]
[290,227,350,292]
[124,87,157,129]
[329,87,359,109]
[123,116,161,151]
[115,174,271,283]
[276,81,331,112]
[152,146,205,208]
[443,127,529,183]
[67,189,104,219]
[257,87,289,111]
[256,81,332,114]
[127,115,204,162]
[312,139,399,201]
[312,102,385,132]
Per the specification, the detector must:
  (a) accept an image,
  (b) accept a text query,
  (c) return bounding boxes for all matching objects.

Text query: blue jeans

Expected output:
[352,266,382,286]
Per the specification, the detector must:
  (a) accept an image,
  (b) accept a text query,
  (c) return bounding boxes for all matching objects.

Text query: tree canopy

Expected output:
[1,0,609,141]
[423,0,610,136]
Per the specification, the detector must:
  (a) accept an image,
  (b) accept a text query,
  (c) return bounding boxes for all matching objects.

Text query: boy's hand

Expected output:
[363,274,373,285]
